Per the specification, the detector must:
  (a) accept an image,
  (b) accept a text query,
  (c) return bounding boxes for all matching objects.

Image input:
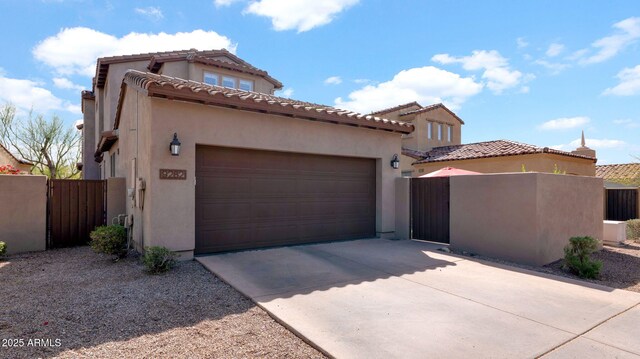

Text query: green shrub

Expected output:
[627,219,640,240]
[89,225,127,257]
[563,236,602,279]
[142,246,177,274]
[0,241,6,257]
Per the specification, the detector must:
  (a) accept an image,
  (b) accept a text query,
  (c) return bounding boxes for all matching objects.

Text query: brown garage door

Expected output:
[195,146,376,254]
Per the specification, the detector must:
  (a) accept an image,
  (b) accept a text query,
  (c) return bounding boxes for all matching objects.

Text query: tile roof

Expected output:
[401,148,430,160]
[370,102,422,116]
[95,48,282,89]
[114,71,414,135]
[0,143,32,166]
[412,140,597,164]
[399,103,465,124]
[596,163,640,180]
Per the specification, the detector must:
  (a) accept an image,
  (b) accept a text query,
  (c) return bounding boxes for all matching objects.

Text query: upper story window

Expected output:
[426,122,432,139]
[204,72,254,92]
[239,79,254,92]
[222,76,236,88]
[448,125,453,142]
[437,123,443,141]
[204,72,218,86]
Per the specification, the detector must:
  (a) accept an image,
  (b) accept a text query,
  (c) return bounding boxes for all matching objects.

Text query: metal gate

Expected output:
[47,179,106,248]
[606,189,638,221]
[410,177,450,243]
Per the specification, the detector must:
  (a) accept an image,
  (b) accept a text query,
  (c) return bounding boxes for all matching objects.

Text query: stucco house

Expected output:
[373,102,597,177]
[0,143,32,172]
[80,49,413,259]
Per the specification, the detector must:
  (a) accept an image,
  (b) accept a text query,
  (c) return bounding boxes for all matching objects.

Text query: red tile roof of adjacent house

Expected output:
[401,148,430,160]
[112,71,414,136]
[596,163,640,180]
[370,102,422,116]
[95,48,282,89]
[399,103,465,124]
[0,142,32,166]
[412,140,597,164]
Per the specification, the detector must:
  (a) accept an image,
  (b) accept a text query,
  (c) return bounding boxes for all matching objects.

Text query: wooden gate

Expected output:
[606,189,638,221]
[48,180,106,248]
[411,177,450,243]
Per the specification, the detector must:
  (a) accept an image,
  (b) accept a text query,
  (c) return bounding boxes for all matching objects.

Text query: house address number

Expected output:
[159,169,187,180]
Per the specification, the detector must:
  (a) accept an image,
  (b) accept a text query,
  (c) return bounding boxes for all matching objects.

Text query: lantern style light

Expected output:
[170,133,181,156]
[390,154,400,169]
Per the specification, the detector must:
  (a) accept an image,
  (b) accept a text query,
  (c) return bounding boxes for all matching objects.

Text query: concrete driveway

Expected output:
[197,239,640,358]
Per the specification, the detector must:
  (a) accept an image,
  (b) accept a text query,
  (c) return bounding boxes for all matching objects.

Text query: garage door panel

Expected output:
[196,146,376,254]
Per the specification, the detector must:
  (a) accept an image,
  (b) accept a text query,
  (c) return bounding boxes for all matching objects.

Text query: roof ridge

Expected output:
[370,101,422,115]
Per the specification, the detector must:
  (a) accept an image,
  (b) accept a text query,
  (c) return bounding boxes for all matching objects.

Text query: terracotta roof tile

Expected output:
[95,48,282,89]
[0,143,32,166]
[596,163,640,180]
[413,140,596,164]
[399,103,465,124]
[370,102,422,116]
[401,148,430,160]
[115,71,414,135]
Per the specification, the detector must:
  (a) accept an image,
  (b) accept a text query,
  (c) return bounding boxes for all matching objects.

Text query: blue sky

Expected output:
[0,0,638,164]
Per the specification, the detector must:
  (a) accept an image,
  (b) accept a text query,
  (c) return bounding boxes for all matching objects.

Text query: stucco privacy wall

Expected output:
[120,97,402,258]
[414,153,596,177]
[450,173,603,266]
[0,175,46,254]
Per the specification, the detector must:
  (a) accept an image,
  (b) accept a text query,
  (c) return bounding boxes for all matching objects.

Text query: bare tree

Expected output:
[0,104,81,179]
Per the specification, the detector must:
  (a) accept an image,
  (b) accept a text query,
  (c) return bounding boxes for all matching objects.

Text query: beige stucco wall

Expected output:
[0,148,31,172]
[0,175,47,254]
[106,177,126,225]
[414,153,596,177]
[450,173,603,266]
[395,178,411,240]
[117,95,403,258]
[402,107,462,152]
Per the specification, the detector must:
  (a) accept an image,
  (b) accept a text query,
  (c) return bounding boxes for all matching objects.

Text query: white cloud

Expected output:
[334,66,482,114]
[276,87,294,97]
[539,116,590,130]
[580,17,640,64]
[545,43,565,57]
[534,59,570,74]
[244,0,359,32]
[214,0,242,7]
[53,77,85,91]
[0,75,81,114]
[613,118,640,128]
[353,78,370,84]
[135,6,164,20]
[33,27,236,77]
[324,76,342,85]
[603,64,640,96]
[432,50,528,94]
[516,37,529,49]
[570,138,626,149]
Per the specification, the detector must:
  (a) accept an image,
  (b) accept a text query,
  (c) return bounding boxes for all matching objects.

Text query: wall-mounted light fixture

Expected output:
[170,133,181,156]
[390,154,399,169]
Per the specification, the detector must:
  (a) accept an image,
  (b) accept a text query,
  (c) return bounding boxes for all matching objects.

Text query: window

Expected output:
[448,125,453,142]
[239,79,253,91]
[427,122,432,139]
[203,72,218,86]
[222,76,236,88]
[437,124,443,141]
[110,152,116,177]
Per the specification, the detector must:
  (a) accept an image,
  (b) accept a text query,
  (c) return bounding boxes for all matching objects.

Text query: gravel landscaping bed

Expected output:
[0,247,325,358]
[448,240,640,293]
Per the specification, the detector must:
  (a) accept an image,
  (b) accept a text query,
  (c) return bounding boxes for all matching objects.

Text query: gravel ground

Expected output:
[448,240,640,293]
[0,247,326,359]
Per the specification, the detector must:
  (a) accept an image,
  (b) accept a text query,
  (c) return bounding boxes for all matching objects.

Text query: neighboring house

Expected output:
[373,102,596,176]
[0,143,32,172]
[80,49,413,259]
[597,163,640,187]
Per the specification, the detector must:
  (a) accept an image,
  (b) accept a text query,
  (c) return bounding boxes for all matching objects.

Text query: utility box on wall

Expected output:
[449,173,604,266]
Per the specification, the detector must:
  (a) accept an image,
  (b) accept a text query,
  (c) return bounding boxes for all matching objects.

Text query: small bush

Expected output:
[563,236,602,279]
[142,246,177,274]
[90,225,127,258]
[0,241,6,257]
[627,219,640,240]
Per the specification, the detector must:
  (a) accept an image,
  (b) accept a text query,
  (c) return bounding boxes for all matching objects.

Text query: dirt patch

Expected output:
[0,247,325,358]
